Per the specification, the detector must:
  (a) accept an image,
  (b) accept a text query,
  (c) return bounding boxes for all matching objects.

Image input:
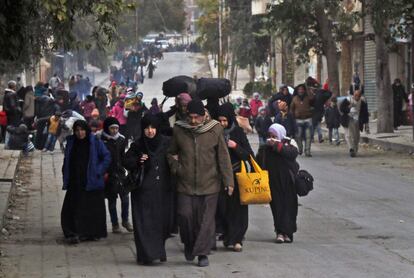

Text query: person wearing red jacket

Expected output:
[249,92,263,124]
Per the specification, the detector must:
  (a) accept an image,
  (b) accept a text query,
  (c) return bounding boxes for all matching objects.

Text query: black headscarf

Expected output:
[72,120,91,141]
[217,102,236,128]
[103,117,120,135]
[141,114,161,152]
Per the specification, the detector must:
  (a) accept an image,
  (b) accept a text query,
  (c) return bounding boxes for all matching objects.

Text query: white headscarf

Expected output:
[268,123,286,140]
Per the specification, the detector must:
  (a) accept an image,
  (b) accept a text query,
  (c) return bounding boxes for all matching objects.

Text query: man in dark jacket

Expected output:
[290,84,315,157]
[34,91,57,149]
[255,107,273,145]
[168,100,233,267]
[3,80,22,127]
[311,89,332,143]
[268,85,292,116]
[274,100,297,138]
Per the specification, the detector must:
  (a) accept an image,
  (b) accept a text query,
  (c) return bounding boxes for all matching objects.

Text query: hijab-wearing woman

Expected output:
[216,103,254,252]
[100,117,132,233]
[61,120,111,244]
[257,123,299,243]
[124,114,173,265]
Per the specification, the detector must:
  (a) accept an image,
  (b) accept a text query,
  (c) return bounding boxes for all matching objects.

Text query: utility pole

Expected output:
[218,0,224,78]
[135,5,139,49]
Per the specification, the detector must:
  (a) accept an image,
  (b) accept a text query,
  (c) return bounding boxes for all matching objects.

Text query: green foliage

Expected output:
[0,0,133,74]
[196,0,269,67]
[266,0,359,64]
[228,0,270,69]
[196,0,219,54]
[243,81,273,98]
[368,0,414,40]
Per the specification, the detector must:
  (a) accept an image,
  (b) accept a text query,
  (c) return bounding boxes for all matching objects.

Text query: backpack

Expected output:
[295,170,314,197]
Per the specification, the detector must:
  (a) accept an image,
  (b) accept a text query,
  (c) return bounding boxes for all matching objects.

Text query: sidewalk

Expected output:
[0,147,21,230]
[206,55,414,153]
[321,121,414,154]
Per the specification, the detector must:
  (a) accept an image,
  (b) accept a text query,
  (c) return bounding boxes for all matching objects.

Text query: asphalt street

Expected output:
[1,52,414,278]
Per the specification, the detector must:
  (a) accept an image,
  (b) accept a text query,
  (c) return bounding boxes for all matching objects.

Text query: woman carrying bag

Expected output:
[257,123,299,244]
[124,114,174,265]
[216,103,254,252]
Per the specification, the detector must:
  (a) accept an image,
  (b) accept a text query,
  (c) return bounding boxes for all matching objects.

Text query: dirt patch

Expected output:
[0,155,33,277]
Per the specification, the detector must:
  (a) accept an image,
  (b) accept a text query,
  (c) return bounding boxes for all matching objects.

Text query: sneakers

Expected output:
[350,149,356,157]
[284,235,292,243]
[122,222,134,232]
[233,243,242,252]
[112,224,121,233]
[198,255,209,267]
[276,234,284,244]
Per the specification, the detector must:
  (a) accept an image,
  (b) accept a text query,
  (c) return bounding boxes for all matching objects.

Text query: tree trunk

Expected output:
[316,54,322,84]
[315,4,340,96]
[234,65,238,90]
[230,52,237,89]
[282,37,294,86]
[341,40,352,96]
[376,33,393,133]
[248,63,255,82]
[77,50,85,71]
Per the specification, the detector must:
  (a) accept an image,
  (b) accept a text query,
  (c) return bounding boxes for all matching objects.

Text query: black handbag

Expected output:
[122,165,145,192]
[295,170,314,197]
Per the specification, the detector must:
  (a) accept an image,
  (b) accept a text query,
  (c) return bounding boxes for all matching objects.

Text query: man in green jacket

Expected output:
[168,100,234,267]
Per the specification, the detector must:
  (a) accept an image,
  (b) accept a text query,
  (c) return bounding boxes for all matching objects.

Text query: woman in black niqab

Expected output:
[215,103,253,251]
[124,114,174,265]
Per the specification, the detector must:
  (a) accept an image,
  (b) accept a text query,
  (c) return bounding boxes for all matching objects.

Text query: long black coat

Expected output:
[325,105,340,129]
[124,135,173,263]
[312,89,332,124]
[3,90,22,126]
[219,125,254,246]
[126,105,147,140]
[257,143,299,238]
[392,83,408,127]
[101,133,127,199]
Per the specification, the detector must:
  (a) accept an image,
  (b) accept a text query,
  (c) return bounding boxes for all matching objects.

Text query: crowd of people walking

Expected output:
[1,70,413,268]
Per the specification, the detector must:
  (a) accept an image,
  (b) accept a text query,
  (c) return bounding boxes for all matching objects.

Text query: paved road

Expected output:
[1,53,414,278]
[137,52,211,109]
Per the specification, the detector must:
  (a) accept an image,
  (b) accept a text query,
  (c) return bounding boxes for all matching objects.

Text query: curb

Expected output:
[1,151,22,230]
[321,128,414,154]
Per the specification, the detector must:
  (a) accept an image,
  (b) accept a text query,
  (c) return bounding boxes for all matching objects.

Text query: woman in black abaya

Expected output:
[124,114,173,265]
[216,103,254,252]
[61,120,111,244]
